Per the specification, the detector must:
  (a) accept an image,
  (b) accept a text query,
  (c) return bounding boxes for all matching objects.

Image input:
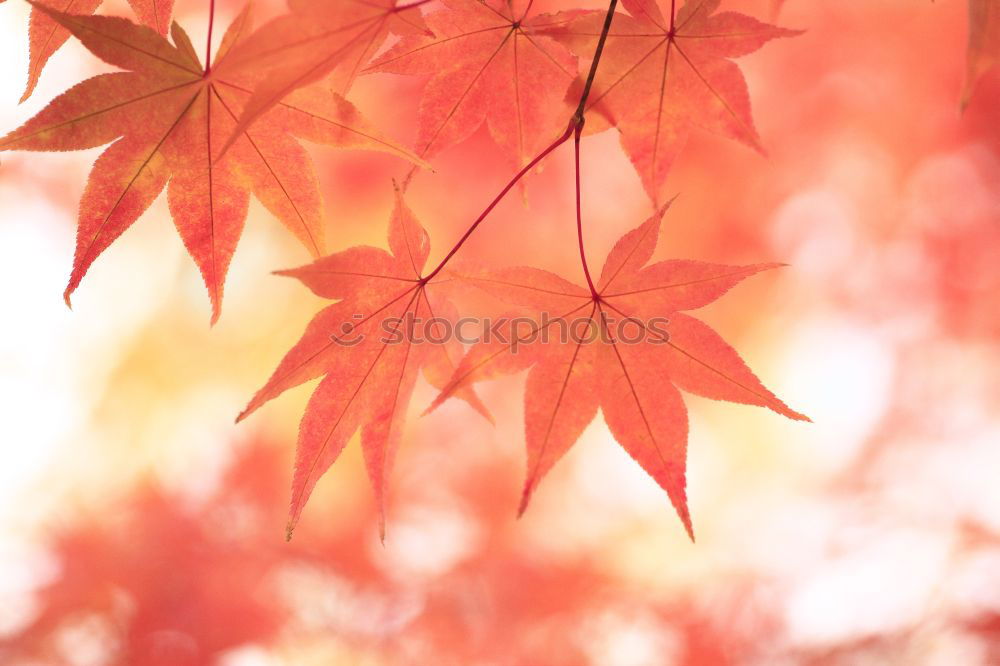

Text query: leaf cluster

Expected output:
[3,0,891,537]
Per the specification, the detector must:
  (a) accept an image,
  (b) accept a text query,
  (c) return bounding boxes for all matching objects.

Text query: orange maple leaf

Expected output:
[367,0,579,167]
[20,0,175,102]
[220,0,431,152]
[1,4,424,322]
[237,188,489,539]
[543,0,797,202]
[964,0,1000,107]
[429,205,809,539]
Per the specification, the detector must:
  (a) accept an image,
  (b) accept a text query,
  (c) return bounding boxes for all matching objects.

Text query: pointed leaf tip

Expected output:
[784,407,812,423]
[420,401,440,418]
[516,480,537,518]
[677,500,695,542]
[660,193,680,213]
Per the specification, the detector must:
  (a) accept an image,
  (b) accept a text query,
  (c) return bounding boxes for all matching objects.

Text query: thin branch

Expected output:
[573,0,619,122]
[422,122,573,283]
[422,0,620,283]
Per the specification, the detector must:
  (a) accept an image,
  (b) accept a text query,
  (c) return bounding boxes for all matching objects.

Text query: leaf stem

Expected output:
[421,0,619,283]
[573,121,598,296]
[205,0,217,74]
[571,0,619,297]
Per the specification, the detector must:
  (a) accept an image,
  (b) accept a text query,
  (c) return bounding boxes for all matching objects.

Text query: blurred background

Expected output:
[1,0,998,664]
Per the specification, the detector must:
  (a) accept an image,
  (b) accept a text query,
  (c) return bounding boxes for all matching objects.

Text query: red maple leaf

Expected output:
[430,205,809,538]
[543,0,797,201]
[1,3,423,322]
[237,187,489,539]
[367,0,580,167]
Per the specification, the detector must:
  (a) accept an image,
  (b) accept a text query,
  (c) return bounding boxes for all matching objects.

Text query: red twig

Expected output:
[422,123,574,282]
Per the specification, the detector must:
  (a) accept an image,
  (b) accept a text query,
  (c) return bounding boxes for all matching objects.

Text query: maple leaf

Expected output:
[0,4,424,322]
[964,0,1000,107]
[429,206,808,538]
[366,0,580,167]
[542,0,797,202]
[20,0,175,102]
[220,0,431,152]
[237,187,489,539]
